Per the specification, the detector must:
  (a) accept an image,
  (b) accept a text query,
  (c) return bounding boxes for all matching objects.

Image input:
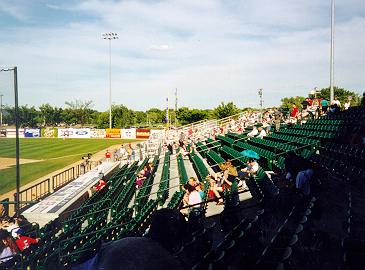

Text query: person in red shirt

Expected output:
[105,150,111,162]
[15,229,39,251]
[95,179,106,191]
[290,104,299,118]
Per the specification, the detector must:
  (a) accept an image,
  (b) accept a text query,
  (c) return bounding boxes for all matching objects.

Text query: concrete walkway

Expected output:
[149,152,165,201]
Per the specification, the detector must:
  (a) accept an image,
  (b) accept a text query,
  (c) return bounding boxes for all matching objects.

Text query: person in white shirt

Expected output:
[256,127,267,139]
[247,127,258,137]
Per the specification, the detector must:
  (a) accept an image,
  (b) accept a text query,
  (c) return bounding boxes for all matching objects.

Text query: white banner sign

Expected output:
[6,128,25,138]
[90,129,106,138]
[71,128,91,138]
[120,128,136,139]
[58,128,73,138]
[149,129,164,140]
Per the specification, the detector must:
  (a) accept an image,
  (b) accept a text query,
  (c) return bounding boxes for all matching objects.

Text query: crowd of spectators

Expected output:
[0,215,39,263]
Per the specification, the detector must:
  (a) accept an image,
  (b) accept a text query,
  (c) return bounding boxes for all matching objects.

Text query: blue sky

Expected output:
[0,0,365,111]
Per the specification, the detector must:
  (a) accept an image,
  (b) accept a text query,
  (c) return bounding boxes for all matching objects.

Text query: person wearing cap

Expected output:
[14,229,40,252]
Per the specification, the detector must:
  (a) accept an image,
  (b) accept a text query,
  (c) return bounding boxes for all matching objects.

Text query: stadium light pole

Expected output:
[258,88,263,122]
[0,67,20,216]
[330,0,335,104]
[102,32,119,130]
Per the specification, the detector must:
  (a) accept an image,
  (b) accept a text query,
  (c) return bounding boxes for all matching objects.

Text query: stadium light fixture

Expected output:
[0,66,20,216]
[102,32,119,130]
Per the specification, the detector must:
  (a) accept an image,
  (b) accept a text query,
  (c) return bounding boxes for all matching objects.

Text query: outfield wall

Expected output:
[0,127,165,140]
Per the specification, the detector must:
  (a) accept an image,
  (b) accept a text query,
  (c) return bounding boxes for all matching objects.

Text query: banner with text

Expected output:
[71,128,91,138]
[120,128,136,139]
[41,128,58,138]
[90,129,106,138]
[105,128,121,138]
[24,128,41,138]
[136,128,151,139]
[6,128,24,138]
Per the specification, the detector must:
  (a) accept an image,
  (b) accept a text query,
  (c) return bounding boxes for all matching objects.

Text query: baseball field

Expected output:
[0,138,138,195]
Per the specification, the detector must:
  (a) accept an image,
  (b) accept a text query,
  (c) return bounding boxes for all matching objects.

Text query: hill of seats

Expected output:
[2,106,365,270]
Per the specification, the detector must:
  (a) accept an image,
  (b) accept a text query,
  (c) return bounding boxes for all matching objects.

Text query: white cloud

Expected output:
[0,0,364,111]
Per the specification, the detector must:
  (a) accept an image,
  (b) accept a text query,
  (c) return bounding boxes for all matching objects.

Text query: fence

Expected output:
[15,178,51,211]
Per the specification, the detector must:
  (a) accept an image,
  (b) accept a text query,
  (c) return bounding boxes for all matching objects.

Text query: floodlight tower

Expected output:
[258,88,263,122]
[102,32,119,130]
[0,67,20,216]
[330,0,335,104]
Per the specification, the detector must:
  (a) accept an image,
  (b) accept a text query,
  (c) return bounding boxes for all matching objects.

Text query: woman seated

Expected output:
[0,230,18,263]
[240,159,259,177]
[135,165,151,188]
[207,175,224,205]
[181,182,202,216]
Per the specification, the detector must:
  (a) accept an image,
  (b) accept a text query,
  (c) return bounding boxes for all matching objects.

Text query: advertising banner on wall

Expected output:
[90,129,106,138]
[136,128,151,139]
[41,128,58,138]
[120,128,136,139]
[0,129,6,137]
[71,128,91,138]
[24,128,41,138]
[58,128,73,138]
[149,129,164,140]
[6,128,24,138]
[105,128,121,138]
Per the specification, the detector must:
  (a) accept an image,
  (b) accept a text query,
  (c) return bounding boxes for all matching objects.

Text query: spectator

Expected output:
[97,162,105,179]
[256,127,267,139]
[82,209,186,270]
[119,144,126,160]
[105,150,111,162]
[0,230,18,263]
[320,98,328,114]
[14,229,39,252]
[240,159,259,177]
[247,127,258,138]
[332,96,341,107]
[273,109,282,131]
[207,176,224,205]
[296,169,313,196]
[344,99,351,110]
[127,144,134,164]
[95,179,106,191]
[290,104,299,119]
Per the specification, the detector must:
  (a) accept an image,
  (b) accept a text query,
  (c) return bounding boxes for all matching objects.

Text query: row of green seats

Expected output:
[157,153,170,205]
[267,133,320,147]
[250,137,297,152]
[206,149,225,172]
[177,153,189,185]
[167,191,185,209]
[278,128,336,139]
[216,134,235,146]
[190,150,210,181]
[219,145,249,165]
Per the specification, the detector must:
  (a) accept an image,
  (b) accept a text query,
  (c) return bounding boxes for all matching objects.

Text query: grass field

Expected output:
[0,138,138,195]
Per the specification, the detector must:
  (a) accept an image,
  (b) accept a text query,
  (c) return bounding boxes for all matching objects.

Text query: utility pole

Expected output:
[175,88,178,126]
[102,32,119,130]
[0,67,20,216]
[258,88,263,122]
[330,0,335,104]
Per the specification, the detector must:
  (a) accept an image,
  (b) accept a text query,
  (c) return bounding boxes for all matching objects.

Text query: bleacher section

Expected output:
[3,106,365,270]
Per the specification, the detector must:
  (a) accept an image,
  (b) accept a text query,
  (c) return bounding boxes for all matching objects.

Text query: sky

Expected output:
[0,0,365,111]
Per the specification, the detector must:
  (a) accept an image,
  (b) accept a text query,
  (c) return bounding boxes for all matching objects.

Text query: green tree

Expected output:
[64,100,94,126]
[317,87,361,106]
[280,96,306,110]
[213,102,240,119]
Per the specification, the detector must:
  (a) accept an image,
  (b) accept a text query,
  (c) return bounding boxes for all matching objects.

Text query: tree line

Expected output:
[0,87,361,128]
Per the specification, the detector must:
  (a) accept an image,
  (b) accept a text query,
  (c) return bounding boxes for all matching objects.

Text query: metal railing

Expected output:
[14,178,51,211]
[52,167,76,191]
